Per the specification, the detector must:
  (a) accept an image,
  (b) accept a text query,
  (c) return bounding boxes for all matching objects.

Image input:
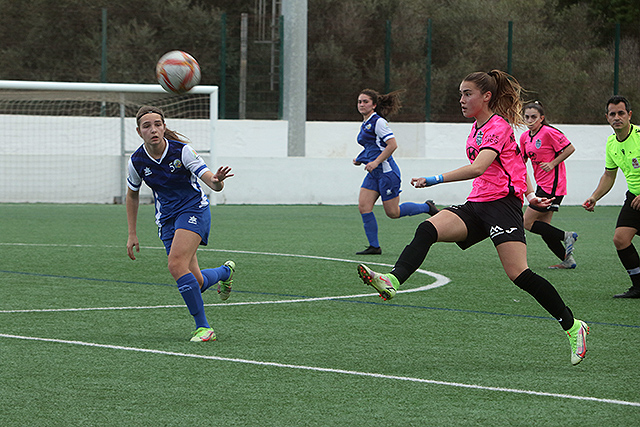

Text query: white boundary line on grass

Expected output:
[0,244,450,314]
[1,332,639,408]
[7,243,638,408]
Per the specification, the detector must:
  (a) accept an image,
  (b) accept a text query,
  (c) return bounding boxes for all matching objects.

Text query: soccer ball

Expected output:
[156,50,201,94]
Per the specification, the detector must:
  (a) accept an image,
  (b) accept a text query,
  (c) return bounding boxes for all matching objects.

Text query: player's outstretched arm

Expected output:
[202,166,234,192]
[412,149,497,188]
[583,169,617,212]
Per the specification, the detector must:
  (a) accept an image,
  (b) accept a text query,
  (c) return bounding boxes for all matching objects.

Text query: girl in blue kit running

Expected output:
[126,106,235,342]
[353,89,438,255]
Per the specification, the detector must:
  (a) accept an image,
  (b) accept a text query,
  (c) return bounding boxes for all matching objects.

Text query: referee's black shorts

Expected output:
[616,190,640,234]
[444,195,526,250]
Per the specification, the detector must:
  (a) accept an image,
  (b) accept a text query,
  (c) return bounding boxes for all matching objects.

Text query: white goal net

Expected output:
[0,81,218,204]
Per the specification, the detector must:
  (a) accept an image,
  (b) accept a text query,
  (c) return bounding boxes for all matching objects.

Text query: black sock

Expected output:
[617,244,640,288]
[530,221,566,261]
[513,268,574,330]
[390,221,438,284]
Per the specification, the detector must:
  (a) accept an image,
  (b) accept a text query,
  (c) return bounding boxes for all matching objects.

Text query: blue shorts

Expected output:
[159,208,211,255]
[361,170,402,201]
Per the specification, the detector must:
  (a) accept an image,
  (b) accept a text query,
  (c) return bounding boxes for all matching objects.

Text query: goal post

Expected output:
[0,80,218,204]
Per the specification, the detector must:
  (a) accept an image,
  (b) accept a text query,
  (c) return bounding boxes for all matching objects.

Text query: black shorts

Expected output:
[616,191,640,233]
[444,195,527,250]
[528,186,565,213]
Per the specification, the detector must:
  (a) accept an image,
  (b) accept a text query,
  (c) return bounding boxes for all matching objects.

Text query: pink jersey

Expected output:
[466,115,527,202]
[519,125,571,196]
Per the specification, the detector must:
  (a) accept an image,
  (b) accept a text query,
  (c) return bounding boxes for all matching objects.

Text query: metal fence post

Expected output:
[614,22,620,95]
[425,18,432,122]
[385,20,391,93]
[507,21,513,75]
[219,13,227,119]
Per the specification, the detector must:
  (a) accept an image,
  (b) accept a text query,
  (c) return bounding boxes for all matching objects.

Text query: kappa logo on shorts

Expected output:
[188,216,198,225]
[386,189,392,195]
[489,225,518,239]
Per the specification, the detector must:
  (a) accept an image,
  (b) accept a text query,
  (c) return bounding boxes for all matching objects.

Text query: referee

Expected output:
[583,95,640,298]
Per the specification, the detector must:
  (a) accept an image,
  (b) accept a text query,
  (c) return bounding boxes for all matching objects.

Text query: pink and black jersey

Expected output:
[465,114,527,203]
[519,125,571,196]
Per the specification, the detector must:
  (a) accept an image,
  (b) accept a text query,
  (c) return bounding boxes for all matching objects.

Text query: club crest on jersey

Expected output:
[365,124,372,130]
[535,138,542,149]
[171,159,183,170]
[633,158,640,169]
[475,130,483,146]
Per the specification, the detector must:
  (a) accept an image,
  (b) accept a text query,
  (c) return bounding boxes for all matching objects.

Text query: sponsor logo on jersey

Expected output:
[187,146,200,160]
[467,146,478,161]
[486,134,499,146]
[144,167,152,176]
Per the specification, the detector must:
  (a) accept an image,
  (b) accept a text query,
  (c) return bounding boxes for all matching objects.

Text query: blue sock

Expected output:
[176,273,210,329]
[200,265,231,293]
[399,202,430,217]
[361,212,379,248]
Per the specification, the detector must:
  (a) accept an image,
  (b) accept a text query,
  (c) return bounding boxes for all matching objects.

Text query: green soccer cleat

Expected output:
[357,263,399,301]
[190,327,216,342]
[566,319,589,365]
[217,260,235,301]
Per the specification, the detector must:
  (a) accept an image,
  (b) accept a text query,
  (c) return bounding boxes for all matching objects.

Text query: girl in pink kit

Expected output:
[520,102,578,269]
[357,70,589,366]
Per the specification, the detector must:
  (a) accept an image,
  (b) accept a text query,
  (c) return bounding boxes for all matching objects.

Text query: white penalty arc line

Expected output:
[1,333,638,408]
[0,244,450,314]
[0,269,445,314]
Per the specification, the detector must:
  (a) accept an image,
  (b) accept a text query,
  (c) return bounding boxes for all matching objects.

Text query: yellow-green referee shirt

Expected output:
[605,124,640,196]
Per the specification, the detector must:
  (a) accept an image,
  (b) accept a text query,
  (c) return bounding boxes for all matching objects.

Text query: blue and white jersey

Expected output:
[355,113,400,177]
[127,139,210,225]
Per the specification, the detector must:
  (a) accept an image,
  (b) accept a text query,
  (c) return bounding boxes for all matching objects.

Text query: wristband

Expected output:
[422,174,444,187]
[526,193,537,203]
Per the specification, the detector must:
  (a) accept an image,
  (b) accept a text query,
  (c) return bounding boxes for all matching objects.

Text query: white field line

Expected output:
[0,244,449,314]
[1,332,639,408]
[2,243,638,408]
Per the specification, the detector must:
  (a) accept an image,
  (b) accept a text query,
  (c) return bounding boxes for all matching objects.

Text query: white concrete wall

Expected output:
[0,115,626,205]
[215,120,625,206]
